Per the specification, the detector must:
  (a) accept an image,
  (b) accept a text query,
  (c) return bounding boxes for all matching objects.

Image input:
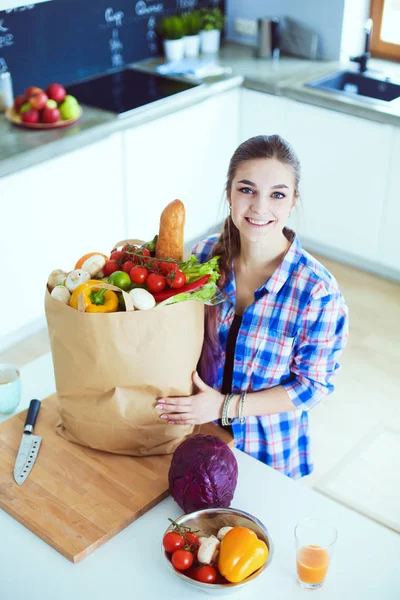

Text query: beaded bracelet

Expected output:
[238,391,246,425]
[221,393,235,426]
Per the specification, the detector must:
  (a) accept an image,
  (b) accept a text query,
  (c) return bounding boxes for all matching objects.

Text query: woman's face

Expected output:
[229,158,297,243]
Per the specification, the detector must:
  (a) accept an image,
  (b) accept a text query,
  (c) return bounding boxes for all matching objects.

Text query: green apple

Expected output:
[46,99,58,109]
[59,100,81,120]
[63,94,79,106]
[20,102,31,114]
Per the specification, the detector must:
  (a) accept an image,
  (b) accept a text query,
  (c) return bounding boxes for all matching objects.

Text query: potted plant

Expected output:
[182,11,203,58]
[199,8,225,54]
[157,15,185,61]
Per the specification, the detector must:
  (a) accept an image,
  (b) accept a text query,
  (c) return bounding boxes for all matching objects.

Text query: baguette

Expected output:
[155,199,185,261]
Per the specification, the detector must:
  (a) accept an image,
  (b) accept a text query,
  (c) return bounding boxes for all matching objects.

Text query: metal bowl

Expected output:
[161,507,274,595]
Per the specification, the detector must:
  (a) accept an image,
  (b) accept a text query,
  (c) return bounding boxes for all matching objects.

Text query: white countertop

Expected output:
[0,354,399,599]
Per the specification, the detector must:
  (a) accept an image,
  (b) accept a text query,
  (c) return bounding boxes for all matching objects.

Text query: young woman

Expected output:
[156,135,349,478]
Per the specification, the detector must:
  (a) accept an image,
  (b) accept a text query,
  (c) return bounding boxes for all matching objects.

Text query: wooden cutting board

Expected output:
[0,394,233,563]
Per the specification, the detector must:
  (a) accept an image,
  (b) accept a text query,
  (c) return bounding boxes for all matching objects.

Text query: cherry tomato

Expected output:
[171,549,193,571]
[141,247,151,257]
[110,250,122,262]
[160,261,178,275]
[163,531,185,553]
[184,532,199,550]
[146,273,166,293]
[130,266,148,285]
[195,565,217,584]
[103,260,118,277]
[123,260,135,274]
[170,269,186,289]
[121,243,137,254]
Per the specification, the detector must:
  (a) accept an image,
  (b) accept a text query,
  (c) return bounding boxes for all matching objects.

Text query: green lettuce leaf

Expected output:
[156,282,224,308]
[179,255,220,284]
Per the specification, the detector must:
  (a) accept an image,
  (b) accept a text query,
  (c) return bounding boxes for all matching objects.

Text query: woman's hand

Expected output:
[156,371,224,425]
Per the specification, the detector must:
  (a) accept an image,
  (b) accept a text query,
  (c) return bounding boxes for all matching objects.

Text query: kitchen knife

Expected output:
[13,399,41,485]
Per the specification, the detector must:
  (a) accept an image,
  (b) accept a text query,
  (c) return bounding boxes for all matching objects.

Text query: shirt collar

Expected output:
[222,229,303,304]
[264,229,303,295]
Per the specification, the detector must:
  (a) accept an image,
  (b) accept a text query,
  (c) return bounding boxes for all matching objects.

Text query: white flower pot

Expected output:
[163,38,185,61]
[200,29,221,54]
[184,34,200,58]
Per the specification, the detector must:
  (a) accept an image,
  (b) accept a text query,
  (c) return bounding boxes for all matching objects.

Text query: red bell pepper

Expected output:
[152,275,210,303]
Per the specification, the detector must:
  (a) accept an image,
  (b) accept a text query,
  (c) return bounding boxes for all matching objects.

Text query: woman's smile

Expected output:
[244,217,275,228]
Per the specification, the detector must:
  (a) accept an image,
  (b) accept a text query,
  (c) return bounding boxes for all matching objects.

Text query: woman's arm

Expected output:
[157,290,349,425]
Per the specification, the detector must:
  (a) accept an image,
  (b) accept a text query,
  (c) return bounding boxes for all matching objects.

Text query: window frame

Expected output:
[370,0,400,61]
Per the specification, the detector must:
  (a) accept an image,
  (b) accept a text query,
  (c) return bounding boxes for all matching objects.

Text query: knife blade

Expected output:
[13,399,41,485]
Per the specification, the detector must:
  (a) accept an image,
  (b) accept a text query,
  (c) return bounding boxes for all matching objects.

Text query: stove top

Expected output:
[67,68,200,116]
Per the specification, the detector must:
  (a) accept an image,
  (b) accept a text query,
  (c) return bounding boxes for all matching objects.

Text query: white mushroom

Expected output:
[197,535,220,565]
[81,254,106,277]
[129,288,156,310]
[47,269,67,292]
[217,526,234,541]
[65,269,91,292]
[51,285,71,304]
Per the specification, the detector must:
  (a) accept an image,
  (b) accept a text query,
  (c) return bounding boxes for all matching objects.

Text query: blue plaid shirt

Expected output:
[193,231,349,479]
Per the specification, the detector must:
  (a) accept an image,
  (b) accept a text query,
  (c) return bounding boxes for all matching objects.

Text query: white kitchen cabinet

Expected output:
[240,89,394,264]
[240,88,291,142]
[0,133,125,346]
[380,127,400,272]
[123,89,240,248]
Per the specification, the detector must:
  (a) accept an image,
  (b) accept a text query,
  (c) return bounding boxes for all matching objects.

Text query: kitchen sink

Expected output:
[306,70,400,103]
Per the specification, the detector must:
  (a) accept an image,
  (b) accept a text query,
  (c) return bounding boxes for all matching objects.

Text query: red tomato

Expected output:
[184,532,199,550]
[195,565,217,584]
[160,261,178,275]
[171,549,193,571]
[146,273,166,293]
[163,531,185,553]
[123,260,135,274]
[110,250,122,262]
[141,248,151,257]
[170,269,186,289]
[130,266,148,285]
[103,260,118,277]
[121,243,137,254]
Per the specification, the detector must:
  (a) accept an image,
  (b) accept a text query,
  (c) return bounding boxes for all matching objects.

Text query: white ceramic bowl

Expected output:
[161,507,274,595]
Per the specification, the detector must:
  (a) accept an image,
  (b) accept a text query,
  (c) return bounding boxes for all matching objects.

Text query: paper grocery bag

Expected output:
[45,289,204,456]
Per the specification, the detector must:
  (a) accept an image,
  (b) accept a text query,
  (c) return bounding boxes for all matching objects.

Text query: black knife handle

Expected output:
[24,399,41,434]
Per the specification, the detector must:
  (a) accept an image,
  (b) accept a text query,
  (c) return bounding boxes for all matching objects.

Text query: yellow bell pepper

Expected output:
[218,526,269,583]
[70,280,119,313]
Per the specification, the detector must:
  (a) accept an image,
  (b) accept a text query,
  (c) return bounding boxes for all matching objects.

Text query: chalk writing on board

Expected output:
[135,1,164,17]
[5,5,35,13]
[147,16,157,54]
[105,7,124,28]
[177,0,197,8]
[110,28,124,67]
[0,18,14,50]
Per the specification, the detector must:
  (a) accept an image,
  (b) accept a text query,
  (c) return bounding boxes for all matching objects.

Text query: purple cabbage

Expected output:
[168,434,238,513]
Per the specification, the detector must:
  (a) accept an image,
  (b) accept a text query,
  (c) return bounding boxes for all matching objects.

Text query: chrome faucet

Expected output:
[350,18,373,74]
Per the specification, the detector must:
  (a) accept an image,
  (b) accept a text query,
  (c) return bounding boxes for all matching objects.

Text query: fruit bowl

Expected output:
[5,106,82,130]
[161,507,274,595]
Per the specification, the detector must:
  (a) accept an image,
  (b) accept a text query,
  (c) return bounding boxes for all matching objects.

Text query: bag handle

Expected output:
[77,282,134,313]
[112,239,146,250]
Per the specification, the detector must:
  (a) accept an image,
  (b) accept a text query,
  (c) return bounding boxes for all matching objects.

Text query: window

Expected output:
[370,0,400,60]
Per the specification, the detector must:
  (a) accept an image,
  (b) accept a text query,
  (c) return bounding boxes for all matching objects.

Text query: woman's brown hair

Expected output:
[197,134,301,385]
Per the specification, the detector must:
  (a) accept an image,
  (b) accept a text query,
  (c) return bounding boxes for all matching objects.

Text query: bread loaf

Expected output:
[155,199,185,261]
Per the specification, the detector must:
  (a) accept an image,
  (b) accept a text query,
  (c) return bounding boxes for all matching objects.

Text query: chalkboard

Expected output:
[0,0,224,96]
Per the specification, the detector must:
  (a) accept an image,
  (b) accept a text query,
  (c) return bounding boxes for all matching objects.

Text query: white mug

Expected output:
[0,364,21,414]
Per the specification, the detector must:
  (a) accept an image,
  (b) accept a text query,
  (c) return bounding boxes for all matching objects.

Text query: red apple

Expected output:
[13,95,25,113]
[41,105,60,124]
[22,109,40,124]
[29,91,48,110]
[46,82,66,103]
[24,86,43,100]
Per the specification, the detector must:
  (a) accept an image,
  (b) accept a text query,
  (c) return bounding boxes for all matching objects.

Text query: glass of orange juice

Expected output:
[295,518,337,590]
